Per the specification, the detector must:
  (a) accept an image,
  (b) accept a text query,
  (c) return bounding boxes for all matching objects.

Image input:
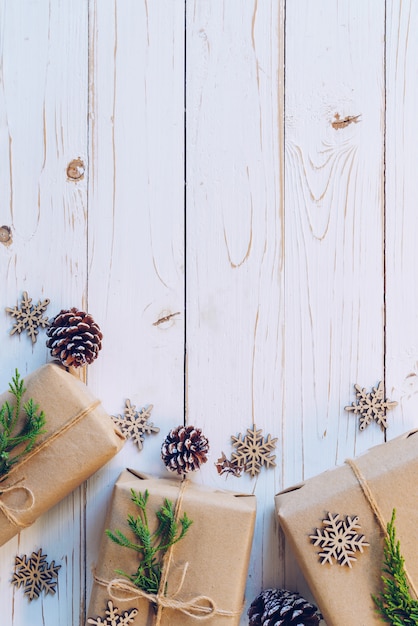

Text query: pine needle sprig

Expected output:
[0,370,46,480]
[373,509,418,625]
[106,488,193,595]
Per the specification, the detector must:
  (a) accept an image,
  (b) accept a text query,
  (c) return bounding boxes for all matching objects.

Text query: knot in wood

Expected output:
[0,225,12,246]
[67,158,85,180]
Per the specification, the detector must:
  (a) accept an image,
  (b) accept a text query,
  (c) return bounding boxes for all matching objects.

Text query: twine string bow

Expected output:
[104,572,224,620]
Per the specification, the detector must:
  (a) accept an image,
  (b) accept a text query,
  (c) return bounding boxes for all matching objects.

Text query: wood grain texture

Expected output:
[285,0,386,478]
[282,1,386,602]
[0,1,88,624]
[186,0,285,613]
[85,0,185,619]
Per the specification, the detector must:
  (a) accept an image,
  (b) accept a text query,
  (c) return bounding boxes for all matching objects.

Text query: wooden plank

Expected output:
[85,0,185,619]
[284,0,386,476]
[186,1,285,617]
[0,1,88,624]
[385,0,418,440]
[283,0,386,601]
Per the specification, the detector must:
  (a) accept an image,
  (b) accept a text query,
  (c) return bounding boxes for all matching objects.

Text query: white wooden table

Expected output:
[1,1,417,624]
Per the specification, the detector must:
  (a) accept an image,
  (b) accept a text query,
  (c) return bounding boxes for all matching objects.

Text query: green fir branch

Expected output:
[0,370,46,480]
[373,509,418,625]
[106,488,193,595]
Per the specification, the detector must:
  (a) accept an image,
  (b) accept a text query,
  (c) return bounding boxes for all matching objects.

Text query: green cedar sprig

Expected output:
[106,488,193,594]
[0,369,46,480]
[373,509,418,625]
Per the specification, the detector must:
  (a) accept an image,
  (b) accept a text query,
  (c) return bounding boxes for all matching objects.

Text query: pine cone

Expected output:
[46,308,103,368]
[161,425,209,474]
[248,589,322,626]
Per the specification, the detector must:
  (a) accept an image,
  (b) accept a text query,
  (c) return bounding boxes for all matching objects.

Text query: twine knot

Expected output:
[0,478,34,528]
[106,574,222,620]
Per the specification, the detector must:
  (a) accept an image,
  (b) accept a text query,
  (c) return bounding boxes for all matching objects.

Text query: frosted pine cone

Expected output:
[161,425,209,474]
[46,308,103,368]
[248,589,322,626]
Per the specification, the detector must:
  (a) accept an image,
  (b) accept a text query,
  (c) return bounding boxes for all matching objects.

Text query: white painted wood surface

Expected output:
[0,2,417,624]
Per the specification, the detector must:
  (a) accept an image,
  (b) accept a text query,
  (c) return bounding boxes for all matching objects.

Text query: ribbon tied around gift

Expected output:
[0,478,35,528]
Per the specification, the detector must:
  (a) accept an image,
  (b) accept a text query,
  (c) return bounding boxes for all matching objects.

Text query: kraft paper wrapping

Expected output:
[274,430,418,626]
[87,470,257,626]
[0,363,125,546]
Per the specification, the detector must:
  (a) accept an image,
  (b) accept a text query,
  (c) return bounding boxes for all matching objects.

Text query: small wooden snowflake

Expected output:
[87,600,138,626]
[11,549,61,600]
[231,424,277,477]
[5,291,50,343]
[112,399,160,450]
[345,381,398,431]
[310,512,369,567]
[215,451,244,477]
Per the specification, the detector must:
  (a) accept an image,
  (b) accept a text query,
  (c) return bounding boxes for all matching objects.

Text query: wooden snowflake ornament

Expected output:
[231,424,277,477]
[112,400,159,450]
[310,512,369,567]
[5,291,50,343]
[215,451,244,477]
[87,600,138,626]
[11,549,61,600]
[345,381,397,431]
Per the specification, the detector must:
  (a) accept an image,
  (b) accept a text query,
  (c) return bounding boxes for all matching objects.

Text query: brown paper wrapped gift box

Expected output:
[0,363,125,546]
[87,469,256,626]
[274,430,418,626]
